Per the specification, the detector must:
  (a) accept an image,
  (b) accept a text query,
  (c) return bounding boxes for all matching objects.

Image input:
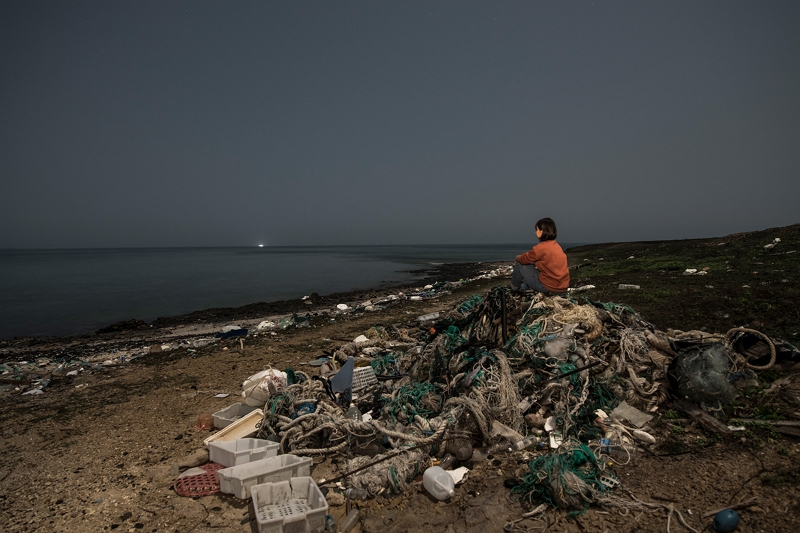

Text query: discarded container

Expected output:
[417,312,440,322]
[208,438,280,467]
[598,438,637,464]
[196,413,214,430]
[218,454,314,499]
[712,509,739,532]
[324,515,336,531]
[487,439,513,455]
[439,453,455,470]
[242,369,288,407]
[212,402,260,429]
[344,488,370,500]
[339,508,360,533]
[351,366,378,391]
[422,466,455,500]
[203,409,264,446]
[487,436,539,455]
[618,284,640,290]
[250,477,328,533]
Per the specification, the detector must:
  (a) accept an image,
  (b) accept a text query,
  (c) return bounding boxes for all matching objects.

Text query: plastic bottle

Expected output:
[439,453,455,470]
[486,439,513,455]
[340,508,360,533]
[513,436,540,451]
[423,466,455,500]
[324,515,337,532]
[344,488,370,500]
[598,438,637,465]
[345,405,362,422]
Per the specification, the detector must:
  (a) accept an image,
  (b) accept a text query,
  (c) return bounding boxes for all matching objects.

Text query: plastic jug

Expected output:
[423,466,455,500]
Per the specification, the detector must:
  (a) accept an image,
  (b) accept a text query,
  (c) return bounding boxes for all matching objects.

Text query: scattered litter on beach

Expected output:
[158,284,800,532]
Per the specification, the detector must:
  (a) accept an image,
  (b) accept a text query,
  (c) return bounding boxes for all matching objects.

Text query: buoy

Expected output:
[712,509,739,532]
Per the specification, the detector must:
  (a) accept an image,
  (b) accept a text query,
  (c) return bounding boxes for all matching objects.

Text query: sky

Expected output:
[1,1,798,248]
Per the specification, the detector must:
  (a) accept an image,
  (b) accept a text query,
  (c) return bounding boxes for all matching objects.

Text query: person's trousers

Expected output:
[510,262,549,293]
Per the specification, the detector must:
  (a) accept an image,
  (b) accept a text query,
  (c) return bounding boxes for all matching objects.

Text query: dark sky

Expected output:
[1,1,798,248]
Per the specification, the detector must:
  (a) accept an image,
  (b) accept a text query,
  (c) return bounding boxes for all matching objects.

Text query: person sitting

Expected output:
[510,217,570,296]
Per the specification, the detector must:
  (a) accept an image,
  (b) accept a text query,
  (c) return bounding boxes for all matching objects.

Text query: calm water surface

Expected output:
[0,244,581,338]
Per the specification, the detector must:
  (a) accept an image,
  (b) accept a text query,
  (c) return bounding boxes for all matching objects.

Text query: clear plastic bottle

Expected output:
[340,508,361,533]
[513,436,540,451]
[344,488,370,500]
[439,453,455,470]
[423,466,455,500]
[486,439,513,455]
[324,514,337,532]
[598,438,637,465]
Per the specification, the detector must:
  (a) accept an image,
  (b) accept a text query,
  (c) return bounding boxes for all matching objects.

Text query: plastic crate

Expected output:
[218,454,313,499]
[204,409,263,446]
[213,402,260,429]
[352,366,378,391]
[208,438,280,467]
[251,477,328,533]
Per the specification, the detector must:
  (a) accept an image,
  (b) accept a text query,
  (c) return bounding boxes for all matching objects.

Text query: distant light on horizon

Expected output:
[258,244,264,247]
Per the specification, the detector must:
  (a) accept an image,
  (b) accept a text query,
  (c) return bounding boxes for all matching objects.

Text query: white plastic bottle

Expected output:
[423,466,455,500]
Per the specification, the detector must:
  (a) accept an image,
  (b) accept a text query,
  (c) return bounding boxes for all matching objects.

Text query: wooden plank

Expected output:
[672,399,732,434]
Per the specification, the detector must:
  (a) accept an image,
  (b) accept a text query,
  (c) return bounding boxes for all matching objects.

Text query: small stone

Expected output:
[326,492,345,506]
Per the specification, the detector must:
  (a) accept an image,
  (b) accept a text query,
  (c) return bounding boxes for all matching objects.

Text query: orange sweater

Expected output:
[515,240,570,292]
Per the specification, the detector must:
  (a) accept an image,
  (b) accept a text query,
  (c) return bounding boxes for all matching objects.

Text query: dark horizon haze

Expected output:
[2,1,798,249]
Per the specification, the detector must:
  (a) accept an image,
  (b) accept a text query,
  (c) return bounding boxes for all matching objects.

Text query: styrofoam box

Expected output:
[213,402,260,429]
[208,438,280,467]
[218,454,313,499]
[251,477,328,533]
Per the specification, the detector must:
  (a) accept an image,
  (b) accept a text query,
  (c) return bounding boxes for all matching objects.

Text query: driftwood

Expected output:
[672,399,732,434]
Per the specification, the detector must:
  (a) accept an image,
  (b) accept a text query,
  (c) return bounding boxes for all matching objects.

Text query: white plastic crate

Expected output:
[352,366,378,391]
[251,477,328,533]
[204,409,263,446]
[218,454,313,499]
[208,438,280,467]
[213,402,260,429]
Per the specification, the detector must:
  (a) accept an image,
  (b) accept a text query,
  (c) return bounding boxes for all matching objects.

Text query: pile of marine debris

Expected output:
[227,287,798,525]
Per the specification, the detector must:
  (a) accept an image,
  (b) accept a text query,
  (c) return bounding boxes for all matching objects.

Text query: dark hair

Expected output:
[536,218,557,241]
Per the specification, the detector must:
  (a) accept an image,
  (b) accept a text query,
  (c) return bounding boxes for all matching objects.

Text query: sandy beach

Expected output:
[2,226,799,533]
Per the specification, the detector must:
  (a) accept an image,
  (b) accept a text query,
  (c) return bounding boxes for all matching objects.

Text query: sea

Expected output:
[0,244,582,339]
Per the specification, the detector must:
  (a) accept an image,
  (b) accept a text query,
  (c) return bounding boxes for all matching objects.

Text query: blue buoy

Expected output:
[712,509,739,532]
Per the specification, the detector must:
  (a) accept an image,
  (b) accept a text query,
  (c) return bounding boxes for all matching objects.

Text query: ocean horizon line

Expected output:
[0,242,588,252]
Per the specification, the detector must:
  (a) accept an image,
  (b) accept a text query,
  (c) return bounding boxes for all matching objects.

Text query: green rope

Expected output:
[457,294,483,315]
[383,382,443,424]
[445,325,467,348]
[370,352,398,375]
[511,442,611,514]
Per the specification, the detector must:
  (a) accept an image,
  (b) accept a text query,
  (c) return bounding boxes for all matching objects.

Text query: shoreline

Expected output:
[0,260,509,366]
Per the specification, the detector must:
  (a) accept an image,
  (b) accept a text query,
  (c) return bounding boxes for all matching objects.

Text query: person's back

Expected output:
[511,217,569,294]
